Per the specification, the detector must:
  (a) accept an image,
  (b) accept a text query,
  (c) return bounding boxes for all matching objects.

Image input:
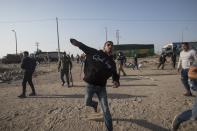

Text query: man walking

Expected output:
[70,39,120,131]
[157,53,167,70]
[117,51,127,76]
[58,52,72,87]
[177,42,197,96]
[18,51,37,98]
[134,54,139,70]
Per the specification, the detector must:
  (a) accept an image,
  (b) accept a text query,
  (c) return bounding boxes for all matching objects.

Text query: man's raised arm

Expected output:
[70,38,97,55]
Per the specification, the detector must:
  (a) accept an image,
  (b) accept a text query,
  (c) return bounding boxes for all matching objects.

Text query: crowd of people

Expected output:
[17,41,197,131]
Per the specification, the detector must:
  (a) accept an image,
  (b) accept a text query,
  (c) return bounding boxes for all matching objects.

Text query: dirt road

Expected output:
[0,60,196,131]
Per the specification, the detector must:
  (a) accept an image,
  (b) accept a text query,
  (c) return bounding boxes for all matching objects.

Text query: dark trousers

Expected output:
[172,61,176,69]
[60,70,69,85]
[134,62,138,70]
[85,84,113,131]
[22,71,35,95]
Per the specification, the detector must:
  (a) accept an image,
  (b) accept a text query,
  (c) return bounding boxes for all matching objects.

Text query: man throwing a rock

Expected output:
[70,39,120,131]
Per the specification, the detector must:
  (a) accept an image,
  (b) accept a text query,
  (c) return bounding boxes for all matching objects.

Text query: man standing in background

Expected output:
[58,52,72,87]
[117,51,127,76]
[134,54,139,70]
[157,53,167,70]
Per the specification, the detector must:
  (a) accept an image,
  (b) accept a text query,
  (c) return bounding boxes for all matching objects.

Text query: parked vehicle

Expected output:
[2,54,22,64]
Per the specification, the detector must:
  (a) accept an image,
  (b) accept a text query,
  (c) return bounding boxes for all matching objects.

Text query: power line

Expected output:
[59,18,197,22]
[1,18,197,24]
[0,18,55,24]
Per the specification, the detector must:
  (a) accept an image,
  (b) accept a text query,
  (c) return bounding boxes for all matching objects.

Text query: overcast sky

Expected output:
[0,0,197,57]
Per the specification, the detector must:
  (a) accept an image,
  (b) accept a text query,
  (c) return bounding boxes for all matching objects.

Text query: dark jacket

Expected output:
[75,41,119,86]
[21,57,36,72]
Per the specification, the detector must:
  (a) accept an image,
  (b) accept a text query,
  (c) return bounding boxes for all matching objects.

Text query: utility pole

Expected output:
[116,29,119,45]
[11,30,18,55]
[105,27,108,42]
[35,42,39,53]
[56,17,61,61]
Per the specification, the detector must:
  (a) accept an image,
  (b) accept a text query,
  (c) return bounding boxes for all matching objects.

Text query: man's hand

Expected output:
[70,38,79,47]
[113,81,120,88]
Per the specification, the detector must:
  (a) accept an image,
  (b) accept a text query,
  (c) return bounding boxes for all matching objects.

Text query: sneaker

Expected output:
[172,115,180,131]
[67,83,71,88]
[62,82,65,86]
[93,102,98,113]
[184,92,192,96]
[29,92,36,96]
[18,94,26,98]
[172,110,192,131]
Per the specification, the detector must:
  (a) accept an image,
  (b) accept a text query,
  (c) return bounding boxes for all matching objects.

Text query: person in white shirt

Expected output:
[177,42,197,96]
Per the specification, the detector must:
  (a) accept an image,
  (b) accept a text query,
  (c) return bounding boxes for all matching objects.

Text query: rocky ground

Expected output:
[0,57,197,131]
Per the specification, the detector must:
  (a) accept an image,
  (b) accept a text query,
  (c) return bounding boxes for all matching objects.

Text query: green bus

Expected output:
[113,44,154,57]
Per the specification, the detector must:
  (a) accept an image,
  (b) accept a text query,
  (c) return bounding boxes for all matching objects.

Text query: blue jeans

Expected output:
[189,79,197,119]
[181,69,191,93]
[172,96,197,131]
[85,84,113,131]
[172,79,197,130]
